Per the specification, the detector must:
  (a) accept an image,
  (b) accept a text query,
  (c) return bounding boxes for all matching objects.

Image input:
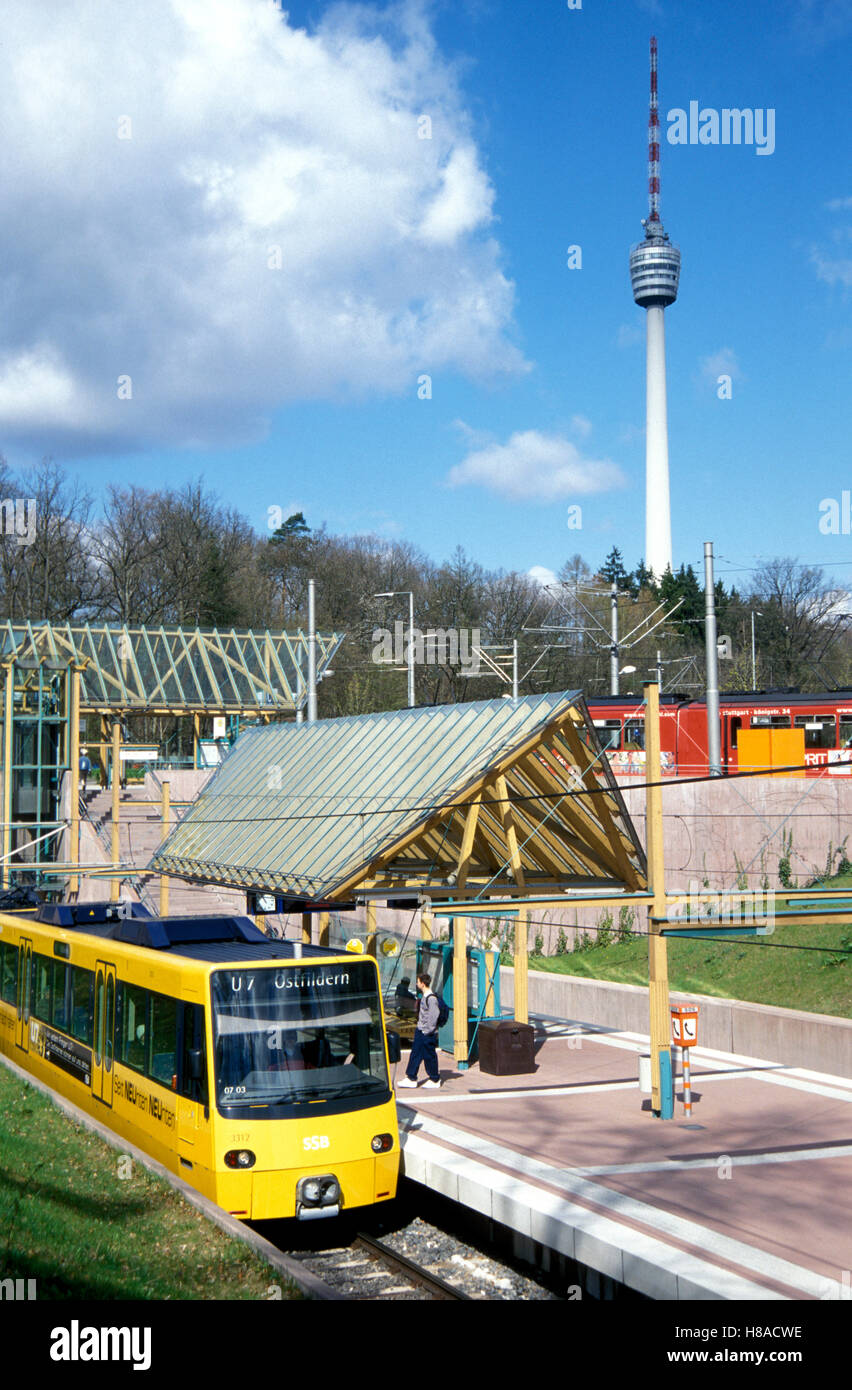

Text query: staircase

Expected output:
[76,783,244,916]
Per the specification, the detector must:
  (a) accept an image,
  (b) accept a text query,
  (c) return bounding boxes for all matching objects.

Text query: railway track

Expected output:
[283,1229,471,1300]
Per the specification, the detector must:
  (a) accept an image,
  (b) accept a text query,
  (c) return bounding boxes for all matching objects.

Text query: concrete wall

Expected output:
[500,966,852,1079]
[617,772,851,891]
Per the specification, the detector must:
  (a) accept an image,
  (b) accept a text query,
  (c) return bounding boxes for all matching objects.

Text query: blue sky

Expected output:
[0,0,850,595]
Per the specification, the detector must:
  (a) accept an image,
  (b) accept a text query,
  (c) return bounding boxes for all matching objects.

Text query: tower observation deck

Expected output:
[629,223,680,308]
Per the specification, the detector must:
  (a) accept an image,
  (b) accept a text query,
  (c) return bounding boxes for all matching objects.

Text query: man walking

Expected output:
[79,748,92,796]
[397,972,441,1089]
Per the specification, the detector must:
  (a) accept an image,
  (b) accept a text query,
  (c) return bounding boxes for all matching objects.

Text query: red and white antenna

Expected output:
[648,35,660,224]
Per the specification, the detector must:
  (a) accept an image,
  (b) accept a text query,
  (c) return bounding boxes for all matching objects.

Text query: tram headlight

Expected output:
[302,1178,322,1203]
[225,1149,256,1169]
[371,1133,393,1153]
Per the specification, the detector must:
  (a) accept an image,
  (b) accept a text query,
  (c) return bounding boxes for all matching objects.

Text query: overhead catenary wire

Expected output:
[134,758,840,829]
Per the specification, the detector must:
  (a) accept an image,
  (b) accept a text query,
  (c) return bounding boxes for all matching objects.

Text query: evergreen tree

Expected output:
[597,547,630,590]
[269,511,311,543]
[630,559,657,597]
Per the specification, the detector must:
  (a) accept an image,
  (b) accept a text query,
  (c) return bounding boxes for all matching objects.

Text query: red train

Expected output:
[585,690,852,779]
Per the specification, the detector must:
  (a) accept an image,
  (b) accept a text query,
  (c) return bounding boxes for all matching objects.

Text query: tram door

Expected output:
[92,961,117,1106]
[15,938,32,1052]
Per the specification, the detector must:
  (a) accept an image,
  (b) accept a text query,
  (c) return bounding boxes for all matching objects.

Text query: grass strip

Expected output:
[528,916,852,1018]
[0,1065,304,1300]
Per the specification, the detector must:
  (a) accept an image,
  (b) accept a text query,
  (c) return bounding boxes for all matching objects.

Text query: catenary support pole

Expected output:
[110,721,121,902]
[307,579,317,724]
[704,541,722,776]
[159,780,170,916]
[645,680,673,1117]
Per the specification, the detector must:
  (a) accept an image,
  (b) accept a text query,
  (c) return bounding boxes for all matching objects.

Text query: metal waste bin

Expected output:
[477,1020,536,1076]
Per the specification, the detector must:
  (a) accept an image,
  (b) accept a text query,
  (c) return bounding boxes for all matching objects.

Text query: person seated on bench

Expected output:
[394,977,418,1015]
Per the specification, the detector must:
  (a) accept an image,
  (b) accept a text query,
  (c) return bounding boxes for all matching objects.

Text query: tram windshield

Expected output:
[211,961,390,1111]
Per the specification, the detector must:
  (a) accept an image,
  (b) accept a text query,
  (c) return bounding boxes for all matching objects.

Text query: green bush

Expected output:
[617,905,635,943]
[596,909,613,948]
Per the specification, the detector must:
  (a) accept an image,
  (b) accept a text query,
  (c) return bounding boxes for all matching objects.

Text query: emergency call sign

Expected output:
[671,1005,699,1047]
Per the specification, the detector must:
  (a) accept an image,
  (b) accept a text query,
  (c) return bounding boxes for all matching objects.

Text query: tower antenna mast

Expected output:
[648,34,661,225]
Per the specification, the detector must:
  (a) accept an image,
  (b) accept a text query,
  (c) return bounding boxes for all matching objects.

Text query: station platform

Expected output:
[395,1019,852,1301]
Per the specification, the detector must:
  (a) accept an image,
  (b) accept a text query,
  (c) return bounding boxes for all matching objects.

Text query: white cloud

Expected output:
[811,248,852,287]
[696,347,743,389]
[0,0,527,453]
[571,414,593,438]
[447,429,626,502]
[825,196,852,211]
[793,0,852,48]
[528,565,558,588]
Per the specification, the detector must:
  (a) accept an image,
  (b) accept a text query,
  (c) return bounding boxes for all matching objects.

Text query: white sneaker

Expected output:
[397,1077,419,1088]
[422,1079,441,1089]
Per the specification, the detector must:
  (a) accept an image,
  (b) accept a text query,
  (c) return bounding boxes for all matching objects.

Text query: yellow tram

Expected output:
[0,901,401,1220]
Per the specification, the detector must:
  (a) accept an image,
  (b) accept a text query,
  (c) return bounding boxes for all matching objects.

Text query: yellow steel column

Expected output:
[366,900,377,958]
[2,665,13,890]
[514,907,529,1024]
[99,715,109,792]
[301,911,312,946]
[69,667,81,896]
[159,779,170,916]
[485,947,497,1018]
[645,681,670,1113]
[420,901,433,941]
[318,910,330,947]
[495,774,528,1026]
[111,721,121,901]
[452,915,468,1066]
[193,713,200,770]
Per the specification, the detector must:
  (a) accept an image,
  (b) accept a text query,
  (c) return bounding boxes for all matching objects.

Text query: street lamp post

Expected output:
[374,591,415,708]
[610,583,620,696]
[751,611,763,691]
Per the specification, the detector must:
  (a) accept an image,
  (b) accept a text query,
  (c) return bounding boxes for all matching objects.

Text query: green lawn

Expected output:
[0,1067,304,1300]
[528,900,852,1019]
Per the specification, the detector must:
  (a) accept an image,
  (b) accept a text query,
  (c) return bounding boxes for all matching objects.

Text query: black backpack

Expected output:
[433,992,450,1028]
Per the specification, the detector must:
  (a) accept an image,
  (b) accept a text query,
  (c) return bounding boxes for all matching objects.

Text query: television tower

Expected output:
[629,36,680,580]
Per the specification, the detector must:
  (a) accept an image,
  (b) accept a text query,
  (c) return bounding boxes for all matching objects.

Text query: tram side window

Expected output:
[624,721,645,750]
[179,1002,208,1105]
[70,967,94,1045]
[149,993,178,1088]
[52,961,69,1032]
[33,955,52,1022]
[0,943,17,1005]
[593,720,622,751]
[795,715,836,750]
[120,983,149,1073]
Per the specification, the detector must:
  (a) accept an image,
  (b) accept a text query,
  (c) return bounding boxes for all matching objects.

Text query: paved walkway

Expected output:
[396,1019,852,1300]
